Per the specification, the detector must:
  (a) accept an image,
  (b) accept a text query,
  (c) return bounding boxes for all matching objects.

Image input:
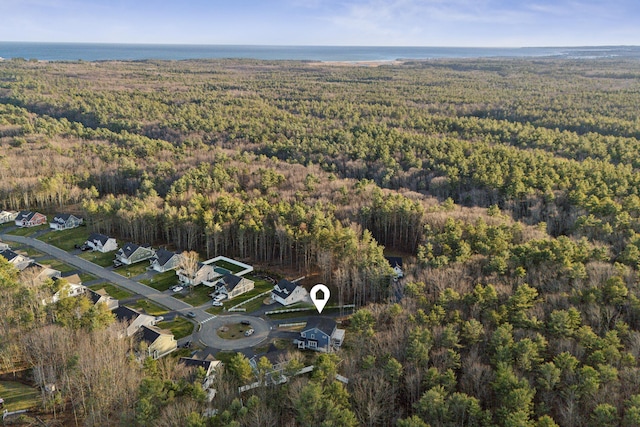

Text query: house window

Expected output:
[301,332,306,338]
[310,334,315,339]
[309,341,317,349]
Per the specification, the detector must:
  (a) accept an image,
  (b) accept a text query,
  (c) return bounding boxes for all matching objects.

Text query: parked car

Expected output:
[241,320,251,326]
[171,285,184,292]
[213,293,227,302]
[244,328,255,336]
[211,301,223,307]
[186,311,197,318]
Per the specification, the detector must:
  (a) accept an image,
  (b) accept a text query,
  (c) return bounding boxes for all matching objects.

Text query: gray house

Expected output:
[150,249,182,272]
[216,273,254,299]
[85,233,118,253]
[114,243,155,266]
[295,317,345,353]
[49,213,83,231]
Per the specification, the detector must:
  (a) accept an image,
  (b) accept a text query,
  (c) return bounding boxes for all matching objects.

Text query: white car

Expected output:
[213,294,227,302]
[171,285,184,292]
[211,301,223,307]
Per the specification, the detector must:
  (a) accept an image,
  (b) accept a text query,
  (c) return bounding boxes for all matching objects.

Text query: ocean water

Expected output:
[0,42,639,62]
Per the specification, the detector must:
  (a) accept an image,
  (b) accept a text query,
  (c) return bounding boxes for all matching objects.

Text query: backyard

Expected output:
[213,259,245,274]
[0,380,39,412]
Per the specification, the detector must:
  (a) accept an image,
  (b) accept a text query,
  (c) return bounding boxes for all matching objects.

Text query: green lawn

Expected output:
[79,250,116,267]
[37,226,88,251]
[89,283,134,300]
[140,270,179,291]
[37,258,76,274]
[78,272,96,283]
[127,299,169,316]
[156,318,194,340]
[9,244,45,258]
[173,285,213,306]
[114,262,150,278]
[0,380,39,412]
[7,223,49,237]
[214,259,245,274]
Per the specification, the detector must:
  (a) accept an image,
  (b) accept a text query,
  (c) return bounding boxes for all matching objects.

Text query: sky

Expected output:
[0,0,638,47]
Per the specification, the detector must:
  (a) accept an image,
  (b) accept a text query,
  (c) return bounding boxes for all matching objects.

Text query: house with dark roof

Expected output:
[295,317,345,353]
[216,273,254,299]
[85,233,117,253]
[150,249,182,272]
[385,256,404,279]
[49,213,83,231]
[139,325,177,359]
[179,354,222,397]
[178,262,218,286]
[114,242,154,266]
[272,279,309,306]
[87,288,119,311]
[20,262,61,284]
[0,249,33,271]
[0,210,18,224]
[114,306,159,337]
[14,211,46,228]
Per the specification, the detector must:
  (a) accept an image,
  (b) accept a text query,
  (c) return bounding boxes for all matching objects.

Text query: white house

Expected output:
[272,279,309,306]
[114,306,159,337]
[0,249,34,271]
[216,274,254,299]
[42,274,86,305]
[49,213,83,231]
[385,257,404,279]
[0,211,18,224]
[88,288,119,311]
[150,249,182,272]
[85,233,118,253]
[178,262,218,287]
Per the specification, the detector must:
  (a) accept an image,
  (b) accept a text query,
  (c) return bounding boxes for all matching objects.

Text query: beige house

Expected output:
[88,288,119,311]
[114,306,158,337]
[140,325,177,359]
[216,274,254,299]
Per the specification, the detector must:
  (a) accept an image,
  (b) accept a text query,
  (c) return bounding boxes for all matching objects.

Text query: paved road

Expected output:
[0,233,215,321]
[196,314,270,350]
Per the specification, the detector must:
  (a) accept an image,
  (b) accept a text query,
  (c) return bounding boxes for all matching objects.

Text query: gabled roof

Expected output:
[52,213,73,223]
[153,249,178,266]
[218,274,243,291]
[119,242,142,258]
[60,274,82,285]
[273,279,299,299]
[180,357,215,371]
[87,289,107,304]
[304,316,337,336]
[16,211,36,221]
[140,325,171,344]
[114,306,142,323]
[0,249,20,262]
[87,233,110,245]
[385,256,403,268]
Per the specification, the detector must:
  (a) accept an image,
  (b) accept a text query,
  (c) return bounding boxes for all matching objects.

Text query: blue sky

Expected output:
[1,0,638,46]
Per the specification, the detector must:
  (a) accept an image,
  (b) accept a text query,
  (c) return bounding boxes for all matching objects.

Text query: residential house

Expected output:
[114,242,155,266]
[0,210,18,224]
[49,213,83,231]
[0,240,9,251]
[43,274,86,305]
[20,262,61,283]
[139,325,177,359]
[87,288,119,311]
[114,306,159,337]
[216,274,254,299]
[272,279,309,306]
[249,344,293,385]
[295,317,345,353]
[85,233,118,253]
[178,262,219,287]
[385,256,404,279]
[179,354,221,400]
[150,249,182,272]
[0,249,34,271]
[14,211,46,228]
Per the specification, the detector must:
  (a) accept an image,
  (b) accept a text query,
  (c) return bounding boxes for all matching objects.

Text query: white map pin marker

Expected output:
[310,284,330,314]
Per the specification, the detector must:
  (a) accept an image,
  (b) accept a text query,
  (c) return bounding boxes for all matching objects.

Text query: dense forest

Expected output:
[1,57,640,426]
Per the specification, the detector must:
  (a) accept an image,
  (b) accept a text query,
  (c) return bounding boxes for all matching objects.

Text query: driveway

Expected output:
[195,314,270,350]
